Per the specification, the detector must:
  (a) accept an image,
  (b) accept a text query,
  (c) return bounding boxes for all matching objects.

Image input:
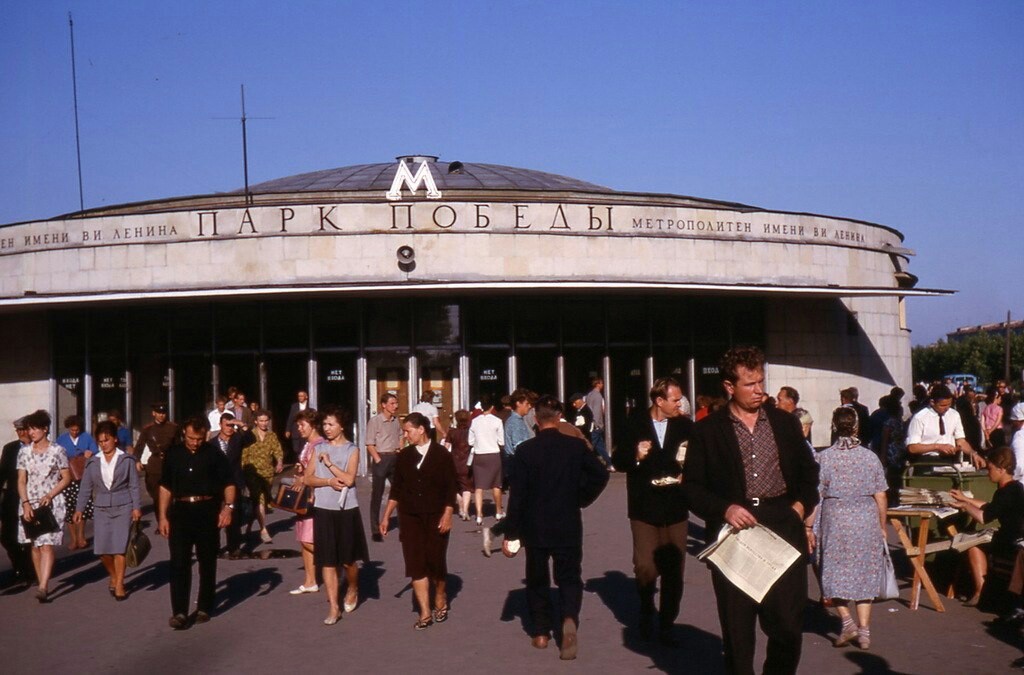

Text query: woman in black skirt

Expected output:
[308,406,368,625]
[380,412,458,630]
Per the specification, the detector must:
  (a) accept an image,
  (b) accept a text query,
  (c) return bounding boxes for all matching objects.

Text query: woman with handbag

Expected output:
[17,409,72,602]
[379,412,458,630]
[309,406,368,624]
[809,407,889,650]
[73,420,141,601]
[289,408,326,595]
[55,415,97,550]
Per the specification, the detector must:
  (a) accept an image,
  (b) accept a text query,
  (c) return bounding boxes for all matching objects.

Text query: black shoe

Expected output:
[169,614,189,630]
[371,533,383,543]
[194,610,211,624]
[227,549,242,560]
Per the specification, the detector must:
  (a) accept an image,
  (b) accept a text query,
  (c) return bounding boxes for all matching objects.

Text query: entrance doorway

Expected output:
[420,365,454,431]
[374,365,409,417]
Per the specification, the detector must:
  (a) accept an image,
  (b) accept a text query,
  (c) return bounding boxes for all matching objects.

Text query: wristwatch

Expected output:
[225,504,235,510]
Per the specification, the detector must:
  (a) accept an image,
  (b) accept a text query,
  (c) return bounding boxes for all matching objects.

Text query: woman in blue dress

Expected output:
[813,406,888,650]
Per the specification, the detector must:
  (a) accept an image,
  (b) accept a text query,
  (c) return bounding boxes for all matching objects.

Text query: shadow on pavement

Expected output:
[360,560,385,601]
[844,651,913,674]
[47,558,109,600]
[215,567,283,614]
[586,569,726,674]
[125,559,170,592]
[498,585,529,635]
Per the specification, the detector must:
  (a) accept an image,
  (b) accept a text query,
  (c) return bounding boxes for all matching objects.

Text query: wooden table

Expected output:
[887,508,955,612]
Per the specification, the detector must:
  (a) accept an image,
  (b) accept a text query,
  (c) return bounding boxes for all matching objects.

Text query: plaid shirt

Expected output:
[730,408,787,500]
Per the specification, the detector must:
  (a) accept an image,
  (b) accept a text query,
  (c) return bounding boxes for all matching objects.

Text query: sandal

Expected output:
[414,617,433,630]
[432,606,449,623]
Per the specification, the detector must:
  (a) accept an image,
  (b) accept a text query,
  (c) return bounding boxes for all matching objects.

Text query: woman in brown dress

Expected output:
[444,409,474,521]
[380,412,458,629]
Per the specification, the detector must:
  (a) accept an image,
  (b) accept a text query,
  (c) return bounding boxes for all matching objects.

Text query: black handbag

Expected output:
[22,504,61,540]
[125,520,151,568]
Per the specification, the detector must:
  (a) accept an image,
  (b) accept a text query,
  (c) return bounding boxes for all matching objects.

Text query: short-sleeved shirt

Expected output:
[55,431,97,458]
[1012,429,1024,484]
[585,388,606,429]
[313,441,359,511]
[116,425,133,450]
[159,442,232,499]
[905,406,965,453]
[411,402,440,427]
[366,413,401,454]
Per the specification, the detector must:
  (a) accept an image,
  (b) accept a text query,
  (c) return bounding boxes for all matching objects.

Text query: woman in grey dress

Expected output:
[812,407,888,650]
[73,420,141,600]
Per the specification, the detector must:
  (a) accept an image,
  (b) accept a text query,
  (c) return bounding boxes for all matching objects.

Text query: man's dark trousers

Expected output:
[370,453,398,528]
[710,501,806,675]
[169,501,220,616]
[525,544,583,635]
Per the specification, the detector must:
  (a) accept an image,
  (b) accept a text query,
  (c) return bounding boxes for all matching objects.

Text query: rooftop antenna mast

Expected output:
[68,12,84,212]
[216,85,273,205]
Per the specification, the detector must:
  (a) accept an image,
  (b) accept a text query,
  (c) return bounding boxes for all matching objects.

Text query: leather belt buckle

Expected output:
[751,497,761,507]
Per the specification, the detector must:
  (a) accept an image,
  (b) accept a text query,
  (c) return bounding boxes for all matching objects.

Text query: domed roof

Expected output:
[236,156,614,195]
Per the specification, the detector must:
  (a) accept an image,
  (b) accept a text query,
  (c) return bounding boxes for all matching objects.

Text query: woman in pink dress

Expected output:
[982,386,1004,449]
[289,408,326,595]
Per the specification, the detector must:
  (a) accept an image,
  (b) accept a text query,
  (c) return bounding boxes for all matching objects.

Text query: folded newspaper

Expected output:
[697,524,801,603]
[951,529,995,552]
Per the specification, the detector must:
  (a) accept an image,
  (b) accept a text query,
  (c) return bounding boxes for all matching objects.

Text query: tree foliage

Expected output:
[912,333,1024,386]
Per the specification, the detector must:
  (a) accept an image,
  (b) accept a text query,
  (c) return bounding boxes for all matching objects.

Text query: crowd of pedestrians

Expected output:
[2,351,1023,673]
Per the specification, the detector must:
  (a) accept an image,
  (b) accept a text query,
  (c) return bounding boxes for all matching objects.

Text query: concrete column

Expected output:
[408,353,419,412]
[356,354,368,476]
[687,357,697,410]
[556,354,566,402]
[167,365,176,421]
[308,357,318,409]
[645,355,655,394]
[508,354,518,392]
[602,354,612,453]
[459,353,470,409]
[258,360,268,410]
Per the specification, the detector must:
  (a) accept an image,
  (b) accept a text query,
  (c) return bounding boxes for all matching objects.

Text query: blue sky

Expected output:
[2,1,1021,344]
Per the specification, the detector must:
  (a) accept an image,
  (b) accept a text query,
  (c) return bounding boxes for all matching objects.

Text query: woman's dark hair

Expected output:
[403,412,430,431]
[94,420,118,439]
[988,446,1016,474]
[64,414,84,430]
[985,385,1000,403]
[24,409,51,431]
[453,409,471,429]
[320,405,352,437]
[832,406,859,438]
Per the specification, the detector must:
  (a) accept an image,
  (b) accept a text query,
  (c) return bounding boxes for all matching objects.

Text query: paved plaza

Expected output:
[2,475,1021,674]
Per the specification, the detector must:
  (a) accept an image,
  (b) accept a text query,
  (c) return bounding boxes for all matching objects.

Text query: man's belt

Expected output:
[748,495,789,507]
[175,495,213,503]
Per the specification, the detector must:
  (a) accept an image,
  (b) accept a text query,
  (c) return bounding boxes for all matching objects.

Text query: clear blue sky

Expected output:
[2,1,1020,345]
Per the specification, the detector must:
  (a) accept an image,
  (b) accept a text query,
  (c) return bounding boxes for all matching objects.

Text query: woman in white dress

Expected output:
[17,409,71,602]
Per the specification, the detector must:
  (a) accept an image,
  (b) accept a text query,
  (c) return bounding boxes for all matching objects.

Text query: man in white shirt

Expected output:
[412,390,444,440]
[1009,403,1024,484]
[905,385,985,468]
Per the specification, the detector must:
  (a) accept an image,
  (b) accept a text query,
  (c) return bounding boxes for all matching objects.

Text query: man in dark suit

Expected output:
[503,396,608,660]
[284,390,308,460]
[210,413,250,557]
[0,417,35,586]
[683,346,819,675]
[611,377,693,646]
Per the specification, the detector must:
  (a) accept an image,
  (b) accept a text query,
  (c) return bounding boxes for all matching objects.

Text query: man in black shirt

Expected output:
[158,416,235,629]
[611,377,694,646]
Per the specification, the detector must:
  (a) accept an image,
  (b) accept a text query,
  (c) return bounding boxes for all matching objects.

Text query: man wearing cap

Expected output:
[906,385,985,468]
[0,417,35,586]
[133,403,180,508]
[158,415,235,629]
[1010,402,1024,484]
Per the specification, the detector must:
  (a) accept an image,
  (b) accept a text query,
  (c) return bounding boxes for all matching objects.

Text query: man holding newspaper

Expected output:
[684,346,819,675]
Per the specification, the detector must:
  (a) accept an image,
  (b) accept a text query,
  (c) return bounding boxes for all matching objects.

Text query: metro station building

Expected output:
[0,155,943,450]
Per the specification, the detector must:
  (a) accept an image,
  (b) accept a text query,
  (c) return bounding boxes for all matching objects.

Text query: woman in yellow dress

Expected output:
[242,409,284,544]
